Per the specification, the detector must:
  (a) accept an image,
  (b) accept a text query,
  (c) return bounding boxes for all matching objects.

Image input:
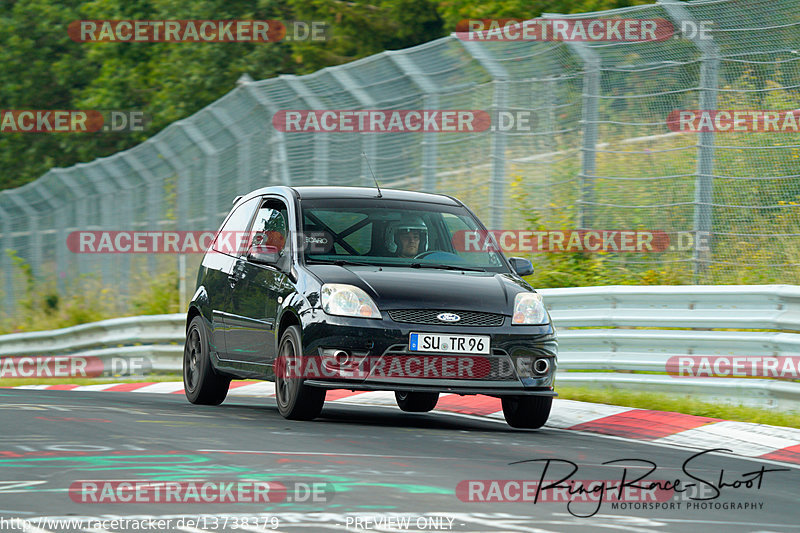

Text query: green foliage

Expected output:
[129,270,181,315]
[1,251,116,333]
[288,0,444,73]
[0,0,658,189]
[558,386,800,427]
[0,253,179,334]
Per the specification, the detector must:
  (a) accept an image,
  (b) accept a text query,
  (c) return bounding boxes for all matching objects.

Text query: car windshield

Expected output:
[299,198,509,273]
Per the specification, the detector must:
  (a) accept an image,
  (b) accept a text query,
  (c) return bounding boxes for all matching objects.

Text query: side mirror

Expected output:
[508,257,534,277]
[247,245,281,266]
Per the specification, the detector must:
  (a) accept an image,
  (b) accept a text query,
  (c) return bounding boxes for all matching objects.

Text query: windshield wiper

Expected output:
[306,258,385,268]
[409,263,486,272]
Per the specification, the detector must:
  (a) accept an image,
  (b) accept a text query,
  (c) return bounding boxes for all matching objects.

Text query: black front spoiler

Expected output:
[304,379,557,397]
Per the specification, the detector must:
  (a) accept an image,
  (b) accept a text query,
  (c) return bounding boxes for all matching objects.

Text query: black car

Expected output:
[183,186,557,428]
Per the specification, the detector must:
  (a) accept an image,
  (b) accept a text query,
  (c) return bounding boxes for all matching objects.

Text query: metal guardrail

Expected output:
[540,285,800,411]
[1,285,798,410]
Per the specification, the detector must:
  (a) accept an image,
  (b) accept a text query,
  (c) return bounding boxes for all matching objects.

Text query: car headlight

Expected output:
[512,292,548,325]
[321,284,382,319]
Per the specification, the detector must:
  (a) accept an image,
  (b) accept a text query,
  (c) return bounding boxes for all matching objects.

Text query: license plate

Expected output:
[409,333,490,354]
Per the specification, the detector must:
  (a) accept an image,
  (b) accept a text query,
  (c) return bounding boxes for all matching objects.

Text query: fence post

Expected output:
[121,153,161,273]
[386,51,439,193]
[660,0,718,280]
[550,29,600,230]
[0,200,13,315]
[459,39,508,229]
[209,107,251,194]
[329,67,378,187]
[153,138,192,312]
[53,169,90,285]
[79,165,119,294]
[96,161,138,305]
[241,81,291,185]
[282,75,329,185]
[178,123,221,231]
[5,191,40,277]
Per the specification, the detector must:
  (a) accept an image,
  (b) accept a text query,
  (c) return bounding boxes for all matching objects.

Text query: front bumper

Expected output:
[299,311,558,397]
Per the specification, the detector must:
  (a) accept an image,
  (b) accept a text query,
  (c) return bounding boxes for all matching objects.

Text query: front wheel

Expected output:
[395,391,439,412]
[275,325,326,420]
[183,316,230,405]
[501,396,552,429]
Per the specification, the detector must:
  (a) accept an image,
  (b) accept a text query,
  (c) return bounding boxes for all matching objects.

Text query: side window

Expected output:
[212,198,259,256]
[249,200,290,256]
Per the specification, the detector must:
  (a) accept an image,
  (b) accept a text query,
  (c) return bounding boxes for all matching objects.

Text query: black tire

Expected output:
[275,325,326,420]
[183,316,230,405]
[501,395,552,429]
[395,391,439,413]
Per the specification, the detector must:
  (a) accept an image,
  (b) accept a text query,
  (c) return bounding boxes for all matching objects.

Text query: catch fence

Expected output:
[0,0,798,316]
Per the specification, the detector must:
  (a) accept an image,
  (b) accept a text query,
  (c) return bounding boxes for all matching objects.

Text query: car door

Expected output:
[204,197,260,361]
[226,197,295,366]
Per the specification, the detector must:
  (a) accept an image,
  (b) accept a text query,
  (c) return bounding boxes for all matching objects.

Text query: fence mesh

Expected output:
[1,0,799,317]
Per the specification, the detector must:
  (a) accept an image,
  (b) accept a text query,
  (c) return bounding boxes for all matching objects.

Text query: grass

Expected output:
[557,385,800,429]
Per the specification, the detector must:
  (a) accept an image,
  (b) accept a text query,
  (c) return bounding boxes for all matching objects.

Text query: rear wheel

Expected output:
[183,316,230,405]
[275,325,326,420]
[395,391,439,412]
[501,395,552,428]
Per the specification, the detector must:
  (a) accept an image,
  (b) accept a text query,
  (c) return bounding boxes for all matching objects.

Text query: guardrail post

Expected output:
[548,25,600,230]
[282,76,329,185]
[660,0,719,280]
[459,39,509,229]
[386,51,440,194]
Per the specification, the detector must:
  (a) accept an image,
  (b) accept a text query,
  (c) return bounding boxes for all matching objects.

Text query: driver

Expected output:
[389,216,428,258]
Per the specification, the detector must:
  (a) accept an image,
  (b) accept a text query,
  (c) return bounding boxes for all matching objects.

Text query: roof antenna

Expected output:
[362,151,382,198]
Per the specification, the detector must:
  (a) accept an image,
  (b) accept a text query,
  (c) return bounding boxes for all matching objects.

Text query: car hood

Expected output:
[305,265,532,313]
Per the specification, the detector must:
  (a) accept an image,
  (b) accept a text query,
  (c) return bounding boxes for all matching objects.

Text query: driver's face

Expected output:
[397,230,421,257]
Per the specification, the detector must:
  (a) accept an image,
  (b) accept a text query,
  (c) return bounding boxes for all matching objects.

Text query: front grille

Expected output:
[387,309,505,327]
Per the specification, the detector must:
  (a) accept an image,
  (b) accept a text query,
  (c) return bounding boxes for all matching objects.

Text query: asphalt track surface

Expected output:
[0,388,798,533]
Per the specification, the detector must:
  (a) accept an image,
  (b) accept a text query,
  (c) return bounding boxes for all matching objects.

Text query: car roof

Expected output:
[238,185,461,206]
[291,186,460,205]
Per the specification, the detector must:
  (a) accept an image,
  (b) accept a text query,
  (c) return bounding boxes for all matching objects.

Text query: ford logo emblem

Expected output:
[437,313,461,323]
